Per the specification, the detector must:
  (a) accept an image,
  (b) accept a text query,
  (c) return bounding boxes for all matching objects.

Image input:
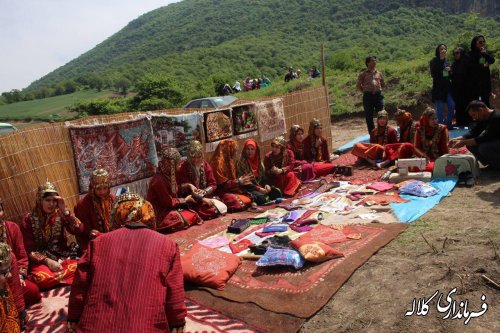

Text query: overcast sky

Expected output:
[0,0,179,93]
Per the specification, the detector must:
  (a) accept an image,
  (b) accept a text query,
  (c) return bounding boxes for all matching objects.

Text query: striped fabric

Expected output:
[68,224,186,332]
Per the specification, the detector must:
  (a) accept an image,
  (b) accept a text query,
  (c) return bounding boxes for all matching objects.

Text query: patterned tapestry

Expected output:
[203,109,233,143]
[231,104,258,138]
[151,113,201,158]
[255,98,286,142]
[69,118,158,193]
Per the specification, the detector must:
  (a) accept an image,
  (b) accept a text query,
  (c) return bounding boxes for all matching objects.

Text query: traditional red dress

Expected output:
[264,149,301,196]
[20,211,83,290]
[286,141,315,181]
[210,140,252,212]
[67,224,187,332]
[302,135,336,176]
[415,124,449,161]
[147,173,203,233]
[352,126,398,160]
[177,160,220,220]
[0,285,20,333]
[1,221,41,306]
[74,193,115,251]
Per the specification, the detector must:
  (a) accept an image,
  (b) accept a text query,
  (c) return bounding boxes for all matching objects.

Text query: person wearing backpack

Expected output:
[449,100,500,170]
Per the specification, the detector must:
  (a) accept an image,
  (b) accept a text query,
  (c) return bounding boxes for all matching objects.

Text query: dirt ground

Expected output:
[301,118,499,333]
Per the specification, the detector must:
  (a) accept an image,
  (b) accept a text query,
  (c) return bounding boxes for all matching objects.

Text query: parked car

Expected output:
[184,96,238,109]
[0,122,17,135]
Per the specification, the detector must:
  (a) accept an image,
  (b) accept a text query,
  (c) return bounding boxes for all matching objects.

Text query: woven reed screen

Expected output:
[0,86,330,224]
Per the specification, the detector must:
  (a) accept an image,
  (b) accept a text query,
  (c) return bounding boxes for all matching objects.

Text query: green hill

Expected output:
[5,0,500,118]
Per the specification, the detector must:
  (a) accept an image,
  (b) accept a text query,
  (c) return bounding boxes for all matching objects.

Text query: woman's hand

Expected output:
[55,196,67,213]
[45,258,63,272]
[185,195,196,204]
[238,174,253,186]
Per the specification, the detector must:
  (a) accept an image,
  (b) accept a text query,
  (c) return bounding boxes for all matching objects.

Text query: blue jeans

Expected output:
[435,94,455,127]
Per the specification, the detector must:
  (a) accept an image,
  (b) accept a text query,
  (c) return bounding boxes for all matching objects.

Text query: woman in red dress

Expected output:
[20,181,83,290]
[0,198,40,308]
[147,147,204,233]
[414,108,449,169]
[0,244,21,333]
[210,140,253,212]
[303,119,336,176]
[286,125,316,181]
[264,136,302,196]
[74,168,115,251]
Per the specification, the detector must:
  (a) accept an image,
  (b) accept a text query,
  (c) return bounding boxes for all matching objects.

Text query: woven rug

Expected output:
[255,98,286,142]
[170,216,407,332]
[25,286,261,333]
[331,152,386,185]
[69,118,158,193]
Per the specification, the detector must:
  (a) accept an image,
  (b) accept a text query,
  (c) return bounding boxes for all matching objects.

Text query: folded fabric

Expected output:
[263,224,289,233]
[366,181,395,192]
[198,236,230,249]
[290,239,344,262]
[261,235,292,249]
[229,239,253,254]
[399,180,440,197]
[299,225,348,244]
[281,209,308,222]
[249,217,268,225]
[255,231,277,238]
[290,225,313,233]
[256,247,305,269]
[181,243,241,290]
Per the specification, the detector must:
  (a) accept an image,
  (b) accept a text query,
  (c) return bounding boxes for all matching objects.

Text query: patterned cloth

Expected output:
[255,99,286,142]
[0,286,20,333]
[203,110,233,143]
[69,118,158,192]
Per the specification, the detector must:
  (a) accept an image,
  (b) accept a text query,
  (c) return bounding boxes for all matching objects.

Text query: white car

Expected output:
[0,122,17,135]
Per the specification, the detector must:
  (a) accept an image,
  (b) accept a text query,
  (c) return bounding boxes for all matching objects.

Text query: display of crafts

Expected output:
[204,110,233,142]
[232,104,258,135]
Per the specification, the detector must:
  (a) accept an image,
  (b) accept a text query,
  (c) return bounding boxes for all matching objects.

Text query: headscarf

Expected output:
[32,180,59,221]
[241,139,261,178]
[89,168,113,233]
[186,140,206,189]
[308,118,322,137]
[210,139,237,184]
[373,110,389,145]
[110,193,156,230]
[289,125,304,156]
[419,108,442,158]
[159,147,181,195]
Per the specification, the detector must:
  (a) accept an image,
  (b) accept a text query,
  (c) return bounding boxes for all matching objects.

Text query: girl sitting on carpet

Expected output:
[286,125,316,181]
[177,140,225,220]
[147,147,205,233]
[210,139,253,212]
[352,110,398,168]
[74,168,115,251]
[303,119,337,176]
[0,243,21,333]
[414,108,449,169]
[20,181,83,290]
[264,136,302,197]
[237,139,282,205]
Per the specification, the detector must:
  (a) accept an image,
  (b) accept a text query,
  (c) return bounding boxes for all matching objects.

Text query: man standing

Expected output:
[357,56,385,134]
[449,100,500,170]
[67,193,186,333]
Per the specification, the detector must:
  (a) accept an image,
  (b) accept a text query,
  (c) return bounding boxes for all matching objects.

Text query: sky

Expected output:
[0,0,180,93]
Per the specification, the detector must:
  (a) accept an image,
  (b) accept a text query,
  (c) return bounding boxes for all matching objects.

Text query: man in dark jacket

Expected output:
[449,100,500,170]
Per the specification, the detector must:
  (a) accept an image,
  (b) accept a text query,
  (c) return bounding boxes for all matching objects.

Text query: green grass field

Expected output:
[0,90,114,121]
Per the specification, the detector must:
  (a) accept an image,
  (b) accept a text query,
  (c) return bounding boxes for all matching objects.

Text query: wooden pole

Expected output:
[321,43,326,87]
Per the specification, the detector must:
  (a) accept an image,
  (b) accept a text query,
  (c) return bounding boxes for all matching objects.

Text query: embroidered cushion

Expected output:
[298,225,348,244]
[181,243,241,290]
[290,239,344,262]
[256,247,305,270]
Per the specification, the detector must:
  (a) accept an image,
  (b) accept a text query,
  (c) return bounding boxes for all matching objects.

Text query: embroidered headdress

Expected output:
[377,110,389,118]
[187,140,203,158]
[110,192,156,230]
[0,242,12,268]
[90,168,110,189]
[271,136,286,147]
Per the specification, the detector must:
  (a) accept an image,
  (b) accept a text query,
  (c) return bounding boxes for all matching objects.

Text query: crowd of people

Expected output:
[221,77,272,95]
[357,35,495,133]
[284,66,321,82]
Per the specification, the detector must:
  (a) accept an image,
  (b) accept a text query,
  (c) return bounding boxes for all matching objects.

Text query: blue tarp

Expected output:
[336,127,470,153]
[390,178,457,223]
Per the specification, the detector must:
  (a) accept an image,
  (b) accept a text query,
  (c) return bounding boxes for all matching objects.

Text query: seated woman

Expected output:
[0,198,41,307]
[177,141,223,220]
[264,136,302,197]
[352,110,398,168]
[414,108,449,169]
[210,140,253,212]
[303,119,337,176]
[384,109,418,162]
[286,125,316,181]
[237,139,281,205]
[20,181,83,290]
[74,168,115,251]
[147,148,204,233]
[0,243,22,333]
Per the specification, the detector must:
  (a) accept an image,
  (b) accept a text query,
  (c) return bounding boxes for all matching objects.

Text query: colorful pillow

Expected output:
[290,239,344,262]
[256,247,305,269]
[181,243,241,290]
[399,180,440,197]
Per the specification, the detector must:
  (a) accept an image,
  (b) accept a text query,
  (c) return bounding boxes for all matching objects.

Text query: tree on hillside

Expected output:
[133,74,185,107]
[114,78,131,96]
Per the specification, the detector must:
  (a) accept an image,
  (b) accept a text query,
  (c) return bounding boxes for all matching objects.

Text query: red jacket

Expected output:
[68,224,186,332]
[303,135,330,162]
